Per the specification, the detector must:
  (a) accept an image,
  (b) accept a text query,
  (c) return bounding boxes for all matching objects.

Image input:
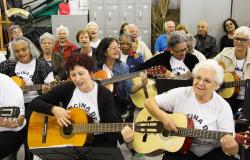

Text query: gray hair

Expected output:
[186,33,196,48]
[168,31,187,48]
[86,21,99,30]
[119,32,134,42]
[39,32,55,45]
[11,36,40,61]
[234,26,250,39]
[56,25,69,38]
[192,59,224,85]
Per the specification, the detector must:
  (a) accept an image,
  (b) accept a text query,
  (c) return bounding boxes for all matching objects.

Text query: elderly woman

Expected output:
[40,32,67,81]
[214,26,250,115]
[53,25,77,61]
[139,31,199,77]
[0,36,54,160]
[186,33,206,62]
[75,28,96,57]
[220,18,238,51]
[85,21,101,49]
[144,59,239,160]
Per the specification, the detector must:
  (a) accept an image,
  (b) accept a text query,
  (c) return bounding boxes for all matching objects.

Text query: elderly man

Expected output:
[154,20,175,53]
[194,20,218,58]
[139,31,199,77]
[127,24,153,61]
[145,59,239,160]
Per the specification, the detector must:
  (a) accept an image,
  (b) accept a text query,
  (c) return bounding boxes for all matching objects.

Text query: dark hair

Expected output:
[76,29,92,42]
[119,22,129,36]
[94,37,119,66]
[223,18,238,33]
[65,51,95,72]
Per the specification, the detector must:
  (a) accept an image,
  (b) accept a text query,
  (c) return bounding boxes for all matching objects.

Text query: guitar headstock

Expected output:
[235,131,250,146]
[0,106,20,118]
[146,65,167,76]
[135,121,164,133]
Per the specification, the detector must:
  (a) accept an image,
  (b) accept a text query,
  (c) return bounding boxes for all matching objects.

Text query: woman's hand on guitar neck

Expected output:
[51,106,71,127]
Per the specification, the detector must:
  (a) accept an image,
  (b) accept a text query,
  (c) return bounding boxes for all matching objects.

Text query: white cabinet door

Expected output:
[232,0,250,27]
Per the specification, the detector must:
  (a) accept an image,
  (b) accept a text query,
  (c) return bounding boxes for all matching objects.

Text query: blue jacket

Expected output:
[154,34,168,53]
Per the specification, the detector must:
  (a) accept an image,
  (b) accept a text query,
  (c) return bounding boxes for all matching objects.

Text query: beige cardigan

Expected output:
[214,47,250,80]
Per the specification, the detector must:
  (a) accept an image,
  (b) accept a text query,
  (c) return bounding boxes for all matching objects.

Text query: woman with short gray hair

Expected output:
[186,33,206,62]
[53,25,77,61]
[139,31,199,78]
[39,32,67,80]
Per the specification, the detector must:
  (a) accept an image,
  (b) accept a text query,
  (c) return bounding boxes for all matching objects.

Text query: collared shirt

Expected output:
[154,34,168,53]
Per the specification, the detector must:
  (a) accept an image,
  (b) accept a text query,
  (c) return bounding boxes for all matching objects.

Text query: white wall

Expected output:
[180,0,231,48]
[232,0,250,27]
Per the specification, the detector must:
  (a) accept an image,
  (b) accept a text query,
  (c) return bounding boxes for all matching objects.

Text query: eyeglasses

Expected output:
[234,37,249,43]
[119,41,131,46]
[193,75,216,86]
[108,45,120,51]
[172,47,188,54]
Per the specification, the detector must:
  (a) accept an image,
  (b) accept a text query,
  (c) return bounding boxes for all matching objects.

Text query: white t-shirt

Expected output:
[0,53,6,63]
[90,39,101,49]
[235,58,246,99]
[67,81,100,123]
[155,87,234,157]
[15,59,54,103]
[170,56,190,75]
[0,73,26,132]
[120,53,129,64]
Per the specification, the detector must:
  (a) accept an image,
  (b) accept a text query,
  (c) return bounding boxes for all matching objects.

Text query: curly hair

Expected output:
[65,51,95,72]
[223,18,238,33]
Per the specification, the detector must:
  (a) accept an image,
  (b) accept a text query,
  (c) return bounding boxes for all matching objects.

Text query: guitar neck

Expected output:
[21,84,43,92]
[100,71,140,86]
[223,80,246,88]
[167,127,233,140]
[71,123,134,133]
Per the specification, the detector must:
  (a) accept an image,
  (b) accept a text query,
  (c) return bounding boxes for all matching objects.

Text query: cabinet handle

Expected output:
[124,12,127,21]
[94,12,96,21]
[139,11,142,21]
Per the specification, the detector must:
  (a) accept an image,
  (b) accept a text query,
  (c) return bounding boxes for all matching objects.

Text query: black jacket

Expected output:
[139,51,199,72]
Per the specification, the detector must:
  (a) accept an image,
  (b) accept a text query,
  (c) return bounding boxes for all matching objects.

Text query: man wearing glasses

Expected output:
[144,59,239,160]
[214,26,250,115]
[139,31,199,78]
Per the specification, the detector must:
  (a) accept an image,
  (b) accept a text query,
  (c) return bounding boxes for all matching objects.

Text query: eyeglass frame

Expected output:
[107,45,121,51]
[171,47,188,54]
[233,37,249,43]
[192,74,217,86]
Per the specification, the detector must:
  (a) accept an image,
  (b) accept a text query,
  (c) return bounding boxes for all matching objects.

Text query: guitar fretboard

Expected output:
[71,123,134,133]
[166,127,233,140]
[223,80,246,88]
[100,72,140,86]
[21,81,65,92]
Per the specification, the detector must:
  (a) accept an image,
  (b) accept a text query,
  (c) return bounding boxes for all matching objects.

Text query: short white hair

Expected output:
[192,59,224,85]
[186,33,196,48]
[234,26,250,39]
[56,25,69,37]
[86,21,99,30]
[40,32,55,45]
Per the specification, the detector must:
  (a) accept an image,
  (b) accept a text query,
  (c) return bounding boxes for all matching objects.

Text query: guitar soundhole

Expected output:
[162,130,170,137]
[63,125,73,135]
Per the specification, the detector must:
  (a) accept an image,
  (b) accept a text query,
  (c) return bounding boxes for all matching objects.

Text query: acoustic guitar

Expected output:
[27,108,161,148]
[11,76,65,92]
[92,65,166,91]
[218,72,246,98]
[0,106,20,118]
[132,108,250,155]
[130,72,193,109]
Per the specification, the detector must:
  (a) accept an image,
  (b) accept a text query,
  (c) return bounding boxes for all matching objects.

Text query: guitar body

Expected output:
[28,108,88,148]
[130,78,157,109]
[92,70,113,91]
[11,76,25,88]
[219,72,240,98]
[132,109,188,155]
